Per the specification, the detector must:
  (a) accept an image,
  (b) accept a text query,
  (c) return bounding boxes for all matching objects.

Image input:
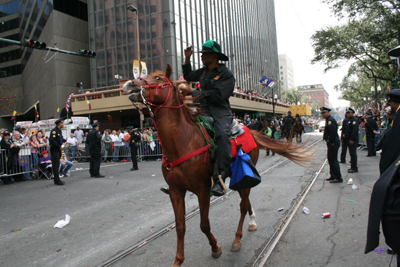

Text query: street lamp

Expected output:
[127,5,140,62]
[272,93,277,120]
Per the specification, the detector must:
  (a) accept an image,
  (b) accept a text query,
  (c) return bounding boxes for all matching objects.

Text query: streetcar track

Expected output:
[97,138,323,267]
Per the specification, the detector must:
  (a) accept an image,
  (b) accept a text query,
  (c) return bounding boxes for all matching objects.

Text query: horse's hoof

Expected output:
[212,246,222,259]
[248,224,257,231]
[230,243,241,252]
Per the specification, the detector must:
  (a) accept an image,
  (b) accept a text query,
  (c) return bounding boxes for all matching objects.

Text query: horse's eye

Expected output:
[155,76,160,80]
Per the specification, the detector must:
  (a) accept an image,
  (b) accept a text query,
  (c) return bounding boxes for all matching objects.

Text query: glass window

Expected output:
[152,39,164,58]
[116,23,127,46]
[107,48,116,65]
[150,0,162,13]
[95,11,104,28]
[127,21,137,44]
[105,25,116,48]
[96,28,105,50]
[96,50,106,67]
[105,8,115,25]
[104,0,114,9]
[93,0,104,12]
[0,0,21,17]
[107,65,118,85]
[115,5,126,23]
[128,43,138,61]
[117,46,128,64]
[151,14,163,39]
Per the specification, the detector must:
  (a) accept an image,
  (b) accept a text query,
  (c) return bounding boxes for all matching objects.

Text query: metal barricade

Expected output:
[0,147,41,181]
[137,139,163,161]
[358,128,367,148]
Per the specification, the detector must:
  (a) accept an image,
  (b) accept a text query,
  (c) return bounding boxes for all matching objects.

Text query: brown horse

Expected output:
[123,65,311,267]
[294,121,303,143]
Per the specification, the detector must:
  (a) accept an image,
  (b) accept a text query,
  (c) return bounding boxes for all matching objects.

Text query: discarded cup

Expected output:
[302,207,310,214]
[322,212,331,218]
[277,207,284,212]
[347,178,353,185]
[352,184,358,190]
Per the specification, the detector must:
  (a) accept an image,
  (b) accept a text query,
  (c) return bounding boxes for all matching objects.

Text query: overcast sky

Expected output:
[274,0,350,108]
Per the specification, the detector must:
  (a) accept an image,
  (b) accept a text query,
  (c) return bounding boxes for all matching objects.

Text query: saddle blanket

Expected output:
[231,126,257,158]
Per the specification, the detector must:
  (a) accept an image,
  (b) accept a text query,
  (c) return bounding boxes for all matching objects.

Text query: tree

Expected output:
[281,87,310,104]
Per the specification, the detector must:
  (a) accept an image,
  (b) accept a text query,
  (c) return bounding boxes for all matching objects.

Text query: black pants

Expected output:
[327,139,341,179]
[50,149,61,184]
[348,140,358,170]
[382,218,400,267]
[366,134,376,156]
[340,138,348,162]
[213,115,232,172]
[89,149,101,176]
[130,146,138,169]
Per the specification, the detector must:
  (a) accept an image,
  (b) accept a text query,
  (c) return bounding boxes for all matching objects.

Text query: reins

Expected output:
[131,77,210,189]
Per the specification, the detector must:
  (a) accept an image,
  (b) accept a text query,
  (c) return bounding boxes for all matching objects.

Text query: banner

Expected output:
[133,60,140,79]
[140,61,147,78]
[87,100,92,111]
[57,108,60,117]
[259,76,269,87]
[11,110,17,120]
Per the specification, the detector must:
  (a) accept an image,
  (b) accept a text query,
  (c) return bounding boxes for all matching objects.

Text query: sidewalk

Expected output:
[267,148,395,267]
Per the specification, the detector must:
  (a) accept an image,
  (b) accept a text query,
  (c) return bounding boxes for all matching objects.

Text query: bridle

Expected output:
[133,76,185,118]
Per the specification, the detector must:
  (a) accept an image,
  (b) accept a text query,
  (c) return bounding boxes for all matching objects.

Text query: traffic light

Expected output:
[23,39,46,49]
[391,78,399,89]
[79,49,96,58]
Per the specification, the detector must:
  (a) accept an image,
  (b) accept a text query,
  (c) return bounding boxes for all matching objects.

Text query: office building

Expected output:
[278,54,294,89]
[298,84,329,109]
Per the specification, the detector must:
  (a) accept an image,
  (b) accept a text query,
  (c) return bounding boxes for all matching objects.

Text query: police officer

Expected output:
[282,111,295,137]
[321,107,343,183]
[49,118,65,186]
[365,111,378,157]
[86,121,104,178]
[129,127,140,171]
[365,89,400,265]
[340,109,350,163]
[347,108,359,173]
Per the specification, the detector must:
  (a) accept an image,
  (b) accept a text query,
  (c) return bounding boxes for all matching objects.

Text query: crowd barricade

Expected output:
[357,128,386,149]
[0,147,42,180]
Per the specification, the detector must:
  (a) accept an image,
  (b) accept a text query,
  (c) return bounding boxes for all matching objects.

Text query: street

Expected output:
[0,132,393,267]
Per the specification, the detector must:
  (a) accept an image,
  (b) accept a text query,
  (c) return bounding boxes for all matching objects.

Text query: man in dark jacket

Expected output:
[0,131,16,184]
[340,109,350,163]
[49,118,65,185]
[129,127,140,171]
[321,107,342,183]
[346,108,359,173]
[365,111,378,157]
[86,121,104,178]
[282,111,295,138]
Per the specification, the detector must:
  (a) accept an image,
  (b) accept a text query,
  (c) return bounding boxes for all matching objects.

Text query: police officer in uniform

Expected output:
[340,109,350,163]
[129,127,140,171]
[347,108,359,173]
[366,89,400,265]
[365,111,378,157]
[49,118,65,185]
[282,111,295,137]
[86,121,104,178]
[321,107,343,183]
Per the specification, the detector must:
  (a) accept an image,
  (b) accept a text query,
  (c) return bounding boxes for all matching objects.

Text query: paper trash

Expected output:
[352,184,358,190]
[54,214,71,229]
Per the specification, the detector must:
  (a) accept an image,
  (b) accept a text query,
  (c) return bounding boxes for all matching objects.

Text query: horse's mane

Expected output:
[173,82,203,123]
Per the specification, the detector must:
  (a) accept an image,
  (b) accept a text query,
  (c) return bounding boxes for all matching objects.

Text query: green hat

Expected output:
[198,40,229,61]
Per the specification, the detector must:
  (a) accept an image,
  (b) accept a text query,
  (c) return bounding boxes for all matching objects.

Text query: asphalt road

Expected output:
[0,132,392,267]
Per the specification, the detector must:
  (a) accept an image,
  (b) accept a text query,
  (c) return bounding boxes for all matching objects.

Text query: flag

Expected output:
[259,76,269,87]
[35,105,39,121]
[57,108,60,117]
[65,93,74,113]
[267,80,277,88]
[11,110,17,120]
[87,100,91,111]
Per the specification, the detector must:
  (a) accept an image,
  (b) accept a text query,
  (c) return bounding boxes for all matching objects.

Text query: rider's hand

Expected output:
[184,46,193,64]
[179,84,193,96]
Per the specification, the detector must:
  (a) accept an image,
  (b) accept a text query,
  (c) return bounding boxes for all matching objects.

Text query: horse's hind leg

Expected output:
[231,189,254,252]
[170,188,187,267]
[197,188,222,258]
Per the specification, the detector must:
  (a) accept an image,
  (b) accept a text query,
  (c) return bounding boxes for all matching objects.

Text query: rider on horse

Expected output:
[295,114,305,133]
[161,40,235,196]
[282,111,295,136]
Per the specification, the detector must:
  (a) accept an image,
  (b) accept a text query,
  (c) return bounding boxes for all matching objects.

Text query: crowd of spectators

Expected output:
[233,88,298,107]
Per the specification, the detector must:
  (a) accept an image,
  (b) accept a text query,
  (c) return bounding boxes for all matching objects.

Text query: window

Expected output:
[280,66,283,69]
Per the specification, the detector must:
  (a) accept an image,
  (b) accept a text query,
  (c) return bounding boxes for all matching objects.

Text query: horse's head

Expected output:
[123,64,173,105]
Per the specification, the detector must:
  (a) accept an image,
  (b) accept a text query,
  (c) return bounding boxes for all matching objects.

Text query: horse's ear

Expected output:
[165,64,172,80]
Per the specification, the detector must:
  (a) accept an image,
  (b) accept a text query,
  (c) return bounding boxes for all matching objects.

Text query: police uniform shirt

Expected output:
[323,115,339,143]
[365,117,378,135]
[182,63,235,116]
[341,118,350,139]
[86,129,101,148]
[49,127,63,149]
[347,117,359,141]
[130,132,141,147]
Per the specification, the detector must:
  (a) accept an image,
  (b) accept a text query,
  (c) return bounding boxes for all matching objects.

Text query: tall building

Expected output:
[278,54,294,89]
[0,0,90,128]
[298,84,329,109]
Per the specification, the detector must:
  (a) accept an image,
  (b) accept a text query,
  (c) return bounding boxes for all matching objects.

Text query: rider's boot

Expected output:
[211,170,228,197]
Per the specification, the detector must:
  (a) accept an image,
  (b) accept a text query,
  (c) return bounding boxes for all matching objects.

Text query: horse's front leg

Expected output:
[169,186,187,267]
[197,187,222,258]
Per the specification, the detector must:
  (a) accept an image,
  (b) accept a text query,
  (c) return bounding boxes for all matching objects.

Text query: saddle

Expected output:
[202,116,245,139]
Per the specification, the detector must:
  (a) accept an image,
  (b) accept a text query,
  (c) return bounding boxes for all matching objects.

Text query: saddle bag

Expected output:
[229,145,261,190]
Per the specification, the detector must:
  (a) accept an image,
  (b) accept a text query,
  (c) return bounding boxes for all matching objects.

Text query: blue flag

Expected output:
[260,76,269,87]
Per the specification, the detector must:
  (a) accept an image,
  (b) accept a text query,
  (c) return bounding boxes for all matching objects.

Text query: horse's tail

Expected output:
[250,130,314,167]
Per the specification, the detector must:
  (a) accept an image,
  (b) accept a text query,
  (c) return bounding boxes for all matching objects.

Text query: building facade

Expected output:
[88,0,280,95]
[278,54,294,89]
[298,84,329,109]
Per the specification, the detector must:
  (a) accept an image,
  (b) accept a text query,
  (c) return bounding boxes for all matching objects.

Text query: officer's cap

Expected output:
[126,126,134,130]
[92,121,99,127]
[320,107,331,113]
[55,117,64,125]
[3,130,10,136]
[347,107,355,113]
[387,89,400,103]
[365,111,372,116]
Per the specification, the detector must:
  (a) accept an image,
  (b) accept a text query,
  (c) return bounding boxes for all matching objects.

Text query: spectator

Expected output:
[59,149,73,177]
[74,126,84,143]
[142,129,149,162]
[66,133,78,162]
[13,131,31,180]
[40,150,52,178]
[36,130,48,154]
[30,135,39,172]
[111,130,120,162]
[0,131,18,184]
[102,131,112,162]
